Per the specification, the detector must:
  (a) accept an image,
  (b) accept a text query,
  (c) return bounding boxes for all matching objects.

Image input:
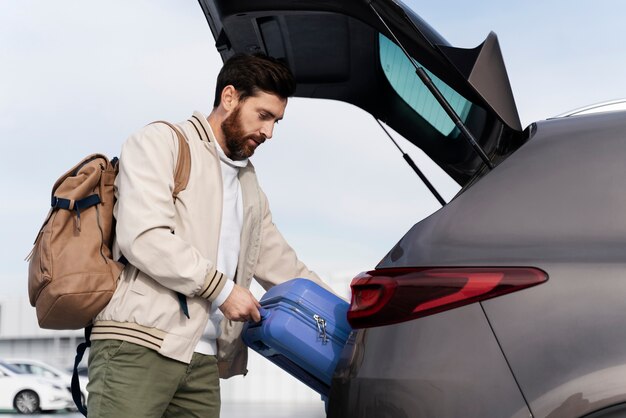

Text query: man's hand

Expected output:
[218,284,262,322]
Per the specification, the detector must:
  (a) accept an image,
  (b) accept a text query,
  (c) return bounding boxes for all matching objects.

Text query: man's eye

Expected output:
[259,112,279,123]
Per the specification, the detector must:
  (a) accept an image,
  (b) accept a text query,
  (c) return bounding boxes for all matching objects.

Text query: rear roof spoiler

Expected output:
[438,32,522,131]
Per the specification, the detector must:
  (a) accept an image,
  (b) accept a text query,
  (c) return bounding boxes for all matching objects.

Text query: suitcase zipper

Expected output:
[313,314,329,344]
[262,301,347,345]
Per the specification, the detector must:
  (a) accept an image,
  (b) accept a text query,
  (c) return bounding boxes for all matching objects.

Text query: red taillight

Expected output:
[348,267,548,328]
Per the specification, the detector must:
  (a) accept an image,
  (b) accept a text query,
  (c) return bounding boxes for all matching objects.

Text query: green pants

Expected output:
[87,339,220,418]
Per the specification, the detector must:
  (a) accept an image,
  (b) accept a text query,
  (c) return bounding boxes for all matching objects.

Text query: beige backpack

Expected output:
[27,121,191,329]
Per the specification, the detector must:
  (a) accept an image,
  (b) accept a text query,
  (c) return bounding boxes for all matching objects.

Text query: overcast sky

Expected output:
[2,1,626,299]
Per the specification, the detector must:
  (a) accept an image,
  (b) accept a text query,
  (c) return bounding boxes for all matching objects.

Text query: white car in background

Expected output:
[0,361,73,414]
[6,358,88,409]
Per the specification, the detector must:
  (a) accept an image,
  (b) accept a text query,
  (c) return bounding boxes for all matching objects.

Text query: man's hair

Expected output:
[213,53,296,108]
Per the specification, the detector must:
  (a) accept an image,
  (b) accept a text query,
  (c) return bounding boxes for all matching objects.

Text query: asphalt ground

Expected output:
[0,401,327,417]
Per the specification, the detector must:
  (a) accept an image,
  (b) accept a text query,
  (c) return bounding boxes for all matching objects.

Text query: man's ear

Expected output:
[220,85,239,111]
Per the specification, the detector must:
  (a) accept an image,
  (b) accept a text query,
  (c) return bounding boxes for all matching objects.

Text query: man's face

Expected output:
[221,91,287,160]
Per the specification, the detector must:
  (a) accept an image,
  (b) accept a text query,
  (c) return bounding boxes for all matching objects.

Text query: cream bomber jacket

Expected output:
[92,111,328,378]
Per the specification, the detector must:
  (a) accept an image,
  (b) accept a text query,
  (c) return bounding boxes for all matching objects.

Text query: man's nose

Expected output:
[260,122,274,139]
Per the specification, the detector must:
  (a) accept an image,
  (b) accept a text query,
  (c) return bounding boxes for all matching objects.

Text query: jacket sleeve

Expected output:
[253,189,335,294]
[114,123,227,301]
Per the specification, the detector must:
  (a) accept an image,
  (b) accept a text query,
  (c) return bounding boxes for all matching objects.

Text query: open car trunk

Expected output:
[198,0,526,185]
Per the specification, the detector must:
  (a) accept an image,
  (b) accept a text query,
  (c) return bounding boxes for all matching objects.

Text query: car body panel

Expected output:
[379,112,626,268]
[483,262,626,418]
[329,304,530,418]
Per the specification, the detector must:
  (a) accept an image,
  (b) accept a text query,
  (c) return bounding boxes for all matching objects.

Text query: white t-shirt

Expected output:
[194,141,247,355]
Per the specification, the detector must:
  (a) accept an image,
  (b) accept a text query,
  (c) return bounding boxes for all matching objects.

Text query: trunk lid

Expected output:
[198,0,525,185]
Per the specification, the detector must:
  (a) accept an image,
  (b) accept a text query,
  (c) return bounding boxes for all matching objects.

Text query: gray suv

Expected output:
[200,0,626,416]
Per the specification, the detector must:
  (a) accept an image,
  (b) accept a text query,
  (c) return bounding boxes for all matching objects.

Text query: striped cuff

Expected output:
[212,279,234,308]
[198,268,228,301]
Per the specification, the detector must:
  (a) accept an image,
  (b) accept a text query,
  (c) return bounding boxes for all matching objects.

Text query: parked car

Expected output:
[0,361,73,414]
[201,1,626,417]
[6,358,88,409]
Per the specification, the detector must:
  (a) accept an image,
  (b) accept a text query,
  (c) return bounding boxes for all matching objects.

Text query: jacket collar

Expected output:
[189,111,213,143]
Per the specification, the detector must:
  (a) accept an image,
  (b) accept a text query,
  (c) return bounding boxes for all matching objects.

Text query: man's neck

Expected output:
[207,110,229,155]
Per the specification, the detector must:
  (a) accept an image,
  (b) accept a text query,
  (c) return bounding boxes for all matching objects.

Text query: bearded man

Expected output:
[86,53,331,418]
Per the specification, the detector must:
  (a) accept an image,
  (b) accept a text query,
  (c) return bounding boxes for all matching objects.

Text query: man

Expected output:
[86,53,330,417]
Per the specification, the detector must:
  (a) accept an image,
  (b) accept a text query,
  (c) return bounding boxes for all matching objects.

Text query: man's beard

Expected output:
[221,105,264,160]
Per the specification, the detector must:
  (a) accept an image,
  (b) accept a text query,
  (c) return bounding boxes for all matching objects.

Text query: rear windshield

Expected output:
[379,34,472,137]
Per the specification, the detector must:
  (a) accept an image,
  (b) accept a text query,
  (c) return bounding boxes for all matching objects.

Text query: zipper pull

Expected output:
[313,314,329,344]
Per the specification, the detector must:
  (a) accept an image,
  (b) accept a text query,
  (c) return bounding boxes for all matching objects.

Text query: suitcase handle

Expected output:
[259,307,270,320]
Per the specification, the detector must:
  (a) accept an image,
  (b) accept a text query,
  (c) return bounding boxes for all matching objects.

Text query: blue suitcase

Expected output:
[242,278,352,397]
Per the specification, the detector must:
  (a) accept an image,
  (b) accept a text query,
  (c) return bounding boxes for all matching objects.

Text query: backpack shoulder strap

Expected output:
[151,121,191,199]
[147,121,193,319]
[72,326,91,416]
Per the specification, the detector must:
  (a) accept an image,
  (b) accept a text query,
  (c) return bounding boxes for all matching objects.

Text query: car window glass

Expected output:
[31,365,57,378]
[12,364,28,373]
[0,362,23,374]
[379,34,472,137]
